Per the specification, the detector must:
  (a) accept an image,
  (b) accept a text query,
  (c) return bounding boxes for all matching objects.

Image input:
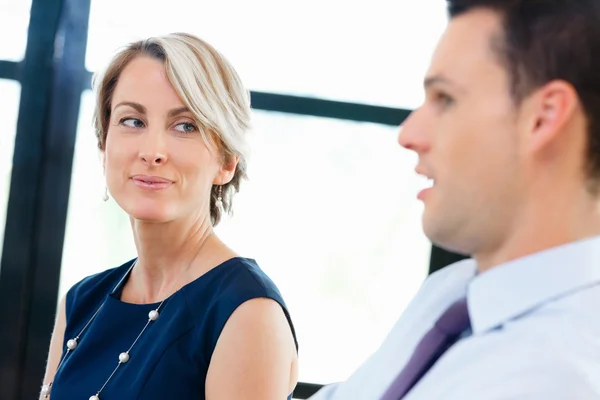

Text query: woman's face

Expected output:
[103,56,236,224]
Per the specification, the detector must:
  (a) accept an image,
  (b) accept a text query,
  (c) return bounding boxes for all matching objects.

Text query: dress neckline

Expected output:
[108,256,250,306]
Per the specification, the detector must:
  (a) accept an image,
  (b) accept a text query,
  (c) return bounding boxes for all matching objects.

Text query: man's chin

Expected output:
[423,220,472,258]
[422,212,455,249]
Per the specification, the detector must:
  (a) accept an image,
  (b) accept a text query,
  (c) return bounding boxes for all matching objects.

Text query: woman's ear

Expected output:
[214,155,239,185]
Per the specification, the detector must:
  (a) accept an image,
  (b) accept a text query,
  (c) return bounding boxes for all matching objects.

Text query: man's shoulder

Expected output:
[414,301,600,399]
[433,333,600,399]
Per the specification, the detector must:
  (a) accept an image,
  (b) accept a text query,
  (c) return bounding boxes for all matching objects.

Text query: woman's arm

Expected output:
[206,297,299,400]
[39,296,67,400]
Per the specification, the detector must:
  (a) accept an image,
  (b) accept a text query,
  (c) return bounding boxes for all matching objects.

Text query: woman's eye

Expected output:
[175,122,197,133]
[120,118,144,128]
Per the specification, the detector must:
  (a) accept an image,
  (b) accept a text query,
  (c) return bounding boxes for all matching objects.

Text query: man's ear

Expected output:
[523,79,578,153]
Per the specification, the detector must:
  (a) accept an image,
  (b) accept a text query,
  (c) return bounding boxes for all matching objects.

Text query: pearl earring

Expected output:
[102,187,109,202]
[215,185,223,208]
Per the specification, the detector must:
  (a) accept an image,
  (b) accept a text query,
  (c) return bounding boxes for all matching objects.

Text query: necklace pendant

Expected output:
[119,352,130,363]
[41,384,51,397]
[66,338,78,350]
[148,309,159,321]
[89,395,100,400]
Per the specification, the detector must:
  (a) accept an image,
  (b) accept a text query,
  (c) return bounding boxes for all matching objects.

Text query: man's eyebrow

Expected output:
[424,74,465,93]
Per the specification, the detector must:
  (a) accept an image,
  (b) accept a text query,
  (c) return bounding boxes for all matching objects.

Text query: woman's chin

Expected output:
[130,214,171,224]
[125,204,176,224]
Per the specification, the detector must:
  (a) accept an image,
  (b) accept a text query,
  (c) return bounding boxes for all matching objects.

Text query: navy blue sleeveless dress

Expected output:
[50,257,298,399]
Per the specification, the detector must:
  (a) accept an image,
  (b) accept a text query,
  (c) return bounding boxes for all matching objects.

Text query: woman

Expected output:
[41,33,299,400]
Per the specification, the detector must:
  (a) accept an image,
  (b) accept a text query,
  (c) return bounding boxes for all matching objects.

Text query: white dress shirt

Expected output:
[310,235,600,399]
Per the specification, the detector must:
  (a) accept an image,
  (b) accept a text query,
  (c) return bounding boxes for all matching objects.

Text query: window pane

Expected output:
[86,0,447,109]
[0,0,32,61]
[61,92,430,384]
[214,111,429,383]
[60,90,136,297]
[0,79,21,260]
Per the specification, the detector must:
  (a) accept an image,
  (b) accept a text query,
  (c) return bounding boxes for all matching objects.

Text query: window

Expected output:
[0,0,32,61]
[86,0,447,109]
[61,91,430,384]
[214,111,430,383]
[59,0,444,388]
[0,79,21,260]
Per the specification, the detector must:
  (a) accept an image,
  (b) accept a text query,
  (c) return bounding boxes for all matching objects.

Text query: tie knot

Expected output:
[434,297,470,336]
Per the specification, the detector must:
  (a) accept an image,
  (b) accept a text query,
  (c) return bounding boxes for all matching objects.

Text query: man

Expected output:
[311,0,600,399]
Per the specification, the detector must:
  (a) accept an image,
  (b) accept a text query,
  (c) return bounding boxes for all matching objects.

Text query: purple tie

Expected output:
[380,298,471,400]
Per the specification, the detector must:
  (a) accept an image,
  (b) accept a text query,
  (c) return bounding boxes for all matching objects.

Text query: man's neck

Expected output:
[474,193,600,273]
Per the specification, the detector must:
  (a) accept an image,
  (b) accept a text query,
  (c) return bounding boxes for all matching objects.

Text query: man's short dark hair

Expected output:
[447,0,600,186]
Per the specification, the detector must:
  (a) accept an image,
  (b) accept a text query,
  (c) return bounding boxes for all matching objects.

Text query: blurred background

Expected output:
[0,0,467,398]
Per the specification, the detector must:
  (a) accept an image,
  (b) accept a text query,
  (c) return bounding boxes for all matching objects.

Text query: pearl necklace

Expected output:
[41,260,176,400]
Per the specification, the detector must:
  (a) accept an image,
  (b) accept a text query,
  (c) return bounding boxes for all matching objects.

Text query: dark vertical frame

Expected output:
[0,0,91,398]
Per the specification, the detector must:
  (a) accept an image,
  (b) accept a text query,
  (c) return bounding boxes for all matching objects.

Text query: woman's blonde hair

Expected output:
[92,33,251,225]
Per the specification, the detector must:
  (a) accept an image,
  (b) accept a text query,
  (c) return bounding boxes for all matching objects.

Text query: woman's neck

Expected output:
[124,214,214,303]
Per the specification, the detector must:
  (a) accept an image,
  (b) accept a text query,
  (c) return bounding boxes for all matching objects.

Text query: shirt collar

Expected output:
[467,235,600,334]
